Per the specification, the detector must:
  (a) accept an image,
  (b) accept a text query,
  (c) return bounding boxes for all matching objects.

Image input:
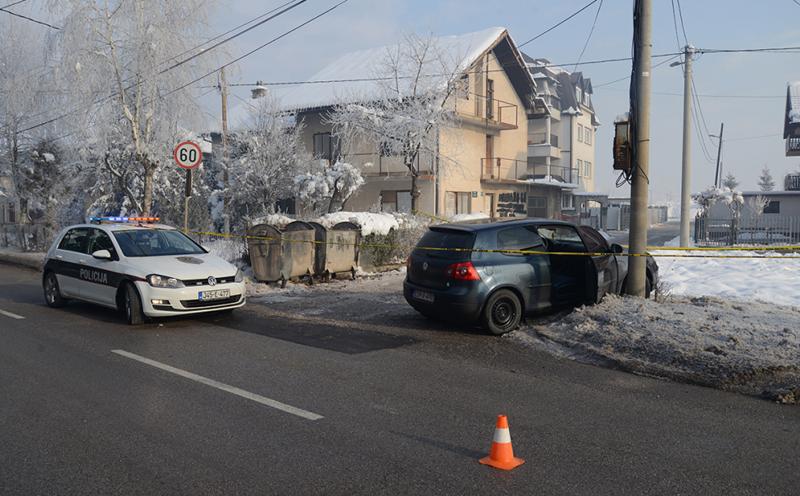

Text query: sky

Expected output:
[197,0,800,203]
[7,0,800,202]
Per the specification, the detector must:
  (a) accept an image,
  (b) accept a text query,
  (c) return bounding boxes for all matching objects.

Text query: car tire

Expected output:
[482,289,522,336]
[43,272,67,308]
[122,283,146,325]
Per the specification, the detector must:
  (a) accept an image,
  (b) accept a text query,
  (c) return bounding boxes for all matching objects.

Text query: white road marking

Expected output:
[0,309,25,320]
[111,349,323,421]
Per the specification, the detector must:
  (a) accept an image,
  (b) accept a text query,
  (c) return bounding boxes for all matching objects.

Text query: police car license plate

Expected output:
[412,290,434,303]
[199,289,230,301]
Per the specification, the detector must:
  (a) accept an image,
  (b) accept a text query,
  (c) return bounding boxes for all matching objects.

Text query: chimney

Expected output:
[251,81,269,100]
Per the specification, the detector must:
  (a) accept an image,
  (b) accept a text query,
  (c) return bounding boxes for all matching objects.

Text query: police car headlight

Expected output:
[147,274,185,288]
[234,268,243,283]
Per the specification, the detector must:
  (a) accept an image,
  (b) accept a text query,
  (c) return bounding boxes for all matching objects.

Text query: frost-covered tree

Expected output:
[758,167,775,192]
[294,160,364,214]
[326,33,464,211]
[47,0,217,216]
[722,172,739,191]
[227,97,310,229]
[0,17,62,204]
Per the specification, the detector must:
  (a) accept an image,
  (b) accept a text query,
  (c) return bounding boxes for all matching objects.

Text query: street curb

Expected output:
[0,251,45,271]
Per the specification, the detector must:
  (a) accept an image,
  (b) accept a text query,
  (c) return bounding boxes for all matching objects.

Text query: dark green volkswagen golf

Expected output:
[403,218,658,335]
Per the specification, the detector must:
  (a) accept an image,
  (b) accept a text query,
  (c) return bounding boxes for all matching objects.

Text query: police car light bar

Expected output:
[89,216,160,224]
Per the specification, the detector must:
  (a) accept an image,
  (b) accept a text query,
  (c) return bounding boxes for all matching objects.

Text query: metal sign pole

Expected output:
[184,168,192,232]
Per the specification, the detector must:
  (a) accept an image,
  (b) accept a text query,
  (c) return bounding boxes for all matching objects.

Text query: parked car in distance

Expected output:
[403,218,658,335]
[42,217,246,325]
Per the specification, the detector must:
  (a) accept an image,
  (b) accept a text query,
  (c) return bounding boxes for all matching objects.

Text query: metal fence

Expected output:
[694,215,800,246]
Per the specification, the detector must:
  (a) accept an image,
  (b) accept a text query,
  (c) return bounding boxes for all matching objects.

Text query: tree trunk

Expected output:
[410,173,419,213]
[142,161,155,216]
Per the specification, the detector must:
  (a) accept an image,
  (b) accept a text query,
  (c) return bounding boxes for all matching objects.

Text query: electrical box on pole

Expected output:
[613,115,632,174]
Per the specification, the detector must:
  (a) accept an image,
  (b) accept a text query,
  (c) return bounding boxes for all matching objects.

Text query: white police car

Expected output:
[42,217,246,324]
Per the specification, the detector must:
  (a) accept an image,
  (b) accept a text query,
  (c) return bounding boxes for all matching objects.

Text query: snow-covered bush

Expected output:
[693,186,744,215]
[226,97,311,231]
[293,160,364,215]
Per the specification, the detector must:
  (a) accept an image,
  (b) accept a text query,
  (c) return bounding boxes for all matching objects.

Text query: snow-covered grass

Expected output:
[513,295,800,403]
[250,213,294,227]
[653,248,800,307]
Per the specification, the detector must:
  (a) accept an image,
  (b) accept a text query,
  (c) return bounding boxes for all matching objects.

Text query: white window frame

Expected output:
[585,127,592,145]
[585,161,592,178]
[577,124,583,143]
[576,159,583,178]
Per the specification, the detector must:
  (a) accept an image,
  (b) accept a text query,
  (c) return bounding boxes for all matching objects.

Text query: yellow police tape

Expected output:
[189,230,800,260]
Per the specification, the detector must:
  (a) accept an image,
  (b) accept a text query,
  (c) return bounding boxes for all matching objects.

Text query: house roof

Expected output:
[522,53,600,126]
[274,27,536,113]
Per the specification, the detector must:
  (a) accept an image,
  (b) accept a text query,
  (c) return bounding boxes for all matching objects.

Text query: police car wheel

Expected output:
[122,283,145,325]
[43,272,67,308]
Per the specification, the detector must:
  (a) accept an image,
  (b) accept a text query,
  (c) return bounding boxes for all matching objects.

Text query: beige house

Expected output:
[524,56,604,225]
[275,27,547,219]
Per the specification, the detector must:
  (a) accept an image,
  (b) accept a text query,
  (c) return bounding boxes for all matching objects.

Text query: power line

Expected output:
[675,0,689,46]
[0,0,27,9]
[593,54,680,88]
[160,0,307,74]
[670,0,683,52]
[573,0,603,72]
[18,0,351,134]
[0,4,60,29]
[164,0,303,66]
[518,0,600,48]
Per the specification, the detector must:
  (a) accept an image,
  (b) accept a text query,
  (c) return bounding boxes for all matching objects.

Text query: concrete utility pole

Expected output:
[679,45,694,247]
[626,0,652,297]
[220,67,230,234]
[713,122,724,188]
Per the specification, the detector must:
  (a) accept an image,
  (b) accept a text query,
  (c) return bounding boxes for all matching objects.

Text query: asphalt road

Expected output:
[1,262,798,495]
[608,221,682,247]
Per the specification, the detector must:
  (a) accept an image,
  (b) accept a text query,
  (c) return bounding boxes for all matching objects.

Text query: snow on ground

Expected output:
[653,247,800,307]
[511,295,800,403]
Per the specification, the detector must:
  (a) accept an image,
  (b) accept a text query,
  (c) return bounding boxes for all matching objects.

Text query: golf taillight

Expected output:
[447,261,480,281]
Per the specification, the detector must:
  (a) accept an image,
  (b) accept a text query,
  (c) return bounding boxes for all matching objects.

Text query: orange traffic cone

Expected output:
[479,414,525,471]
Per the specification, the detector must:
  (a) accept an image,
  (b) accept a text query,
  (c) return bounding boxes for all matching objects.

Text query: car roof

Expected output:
[431,217,578,232]
[66,223,178,232]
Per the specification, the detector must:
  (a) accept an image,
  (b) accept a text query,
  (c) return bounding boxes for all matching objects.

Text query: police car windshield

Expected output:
[112,229,206,257]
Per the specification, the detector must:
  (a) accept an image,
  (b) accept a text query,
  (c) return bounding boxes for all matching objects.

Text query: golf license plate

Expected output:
[412,289,434,303]
[198,289,230,301]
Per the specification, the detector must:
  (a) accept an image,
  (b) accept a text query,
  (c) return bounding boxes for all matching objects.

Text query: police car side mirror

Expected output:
[610,243,624,254]
[92,249,112,260]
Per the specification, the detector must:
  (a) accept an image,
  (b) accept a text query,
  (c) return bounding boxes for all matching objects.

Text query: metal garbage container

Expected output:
[247,221,315,287]
[309,221,361,280]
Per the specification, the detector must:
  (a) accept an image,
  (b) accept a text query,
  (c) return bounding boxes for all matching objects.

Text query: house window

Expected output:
[459,73,469,99]
[562,193,575,210]
[313,132,339,162]
[576,87,582,105]
[576,159,583,177]
[764,201,780,214]
[584,161,592,178]
[486,79,494,119]
[577,124,583,143]
[528,196,548,218]
[585,127,592,145]
[381,190,412,213]
[445,191,471,217]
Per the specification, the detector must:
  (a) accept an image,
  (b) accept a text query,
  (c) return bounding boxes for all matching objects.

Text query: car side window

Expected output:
[87,229,116,255]
[57,228,90,253]
[578,226,610,253]
[497,226,545,255]
[537,226,587,252]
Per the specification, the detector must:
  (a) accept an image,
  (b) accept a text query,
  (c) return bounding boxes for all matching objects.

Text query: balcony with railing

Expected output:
[529,164,580,188]
[481,158,528,182]
[786,136,800,157]
[527,131,561,159]
[458,93,519,130]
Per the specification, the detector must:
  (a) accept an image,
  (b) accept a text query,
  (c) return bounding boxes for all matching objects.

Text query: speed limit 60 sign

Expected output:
[174,141,203,169]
